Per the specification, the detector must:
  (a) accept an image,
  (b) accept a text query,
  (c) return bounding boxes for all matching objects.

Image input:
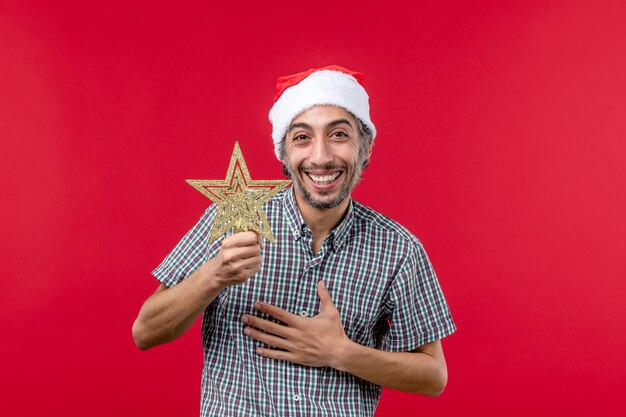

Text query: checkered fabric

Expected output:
[153,188,456,417]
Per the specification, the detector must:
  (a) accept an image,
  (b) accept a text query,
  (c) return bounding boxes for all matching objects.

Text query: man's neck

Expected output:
[293,190,350,253]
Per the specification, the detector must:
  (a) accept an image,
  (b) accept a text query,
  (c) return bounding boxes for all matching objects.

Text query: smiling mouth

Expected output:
[306,171,342,185]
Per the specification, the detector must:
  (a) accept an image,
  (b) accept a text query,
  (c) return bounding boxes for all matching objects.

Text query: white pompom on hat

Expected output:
[268,65,377,160]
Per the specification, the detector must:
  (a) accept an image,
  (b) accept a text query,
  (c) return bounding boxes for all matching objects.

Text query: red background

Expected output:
[2,1,625,415]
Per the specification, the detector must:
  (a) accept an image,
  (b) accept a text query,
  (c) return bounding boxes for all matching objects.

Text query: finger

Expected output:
[317,280,334,312]
[243,326,290,350]
[254,302,298,325]
[223,246,261,262]
[222,231,261,248]
[242,314,291,338]
[255,346,294,362]
[253,231,265,250]
[234,255,262,270]
[242,263,261,276]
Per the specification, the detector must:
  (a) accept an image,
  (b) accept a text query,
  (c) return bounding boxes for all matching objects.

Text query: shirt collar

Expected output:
[283,187,354,252]
[284,187,306,240]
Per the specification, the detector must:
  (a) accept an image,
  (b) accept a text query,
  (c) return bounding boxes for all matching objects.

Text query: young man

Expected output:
[133,65,456,416]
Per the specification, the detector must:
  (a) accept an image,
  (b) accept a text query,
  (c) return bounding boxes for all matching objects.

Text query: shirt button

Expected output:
[299,310,307,317]
[293,394,300,402]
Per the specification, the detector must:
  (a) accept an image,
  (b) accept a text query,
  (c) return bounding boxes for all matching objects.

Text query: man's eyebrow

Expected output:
[288,118,355,133]
[327,118,355,129]
[287,122,312,134]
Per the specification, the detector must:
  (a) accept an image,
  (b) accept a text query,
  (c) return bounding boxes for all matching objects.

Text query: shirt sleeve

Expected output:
[381,241,456,351]
[152,205,219,288]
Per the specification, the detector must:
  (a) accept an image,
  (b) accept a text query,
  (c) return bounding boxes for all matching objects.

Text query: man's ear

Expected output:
[362,143,373,169]
[281,163,291,178]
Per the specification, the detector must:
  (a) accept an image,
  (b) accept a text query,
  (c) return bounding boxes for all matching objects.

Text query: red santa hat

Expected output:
[268,65,377,160]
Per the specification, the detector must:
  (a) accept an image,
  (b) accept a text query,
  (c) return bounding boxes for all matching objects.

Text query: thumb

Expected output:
[253,231,264,250]
[317,280,334,312]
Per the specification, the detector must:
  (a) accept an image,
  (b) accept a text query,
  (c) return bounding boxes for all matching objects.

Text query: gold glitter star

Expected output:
[186,141,291,243]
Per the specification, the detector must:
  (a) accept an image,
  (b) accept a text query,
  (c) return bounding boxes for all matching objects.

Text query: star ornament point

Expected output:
[186,141,292,243]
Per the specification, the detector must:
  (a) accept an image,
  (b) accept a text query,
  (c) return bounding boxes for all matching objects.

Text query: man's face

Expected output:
[282,105,368,210]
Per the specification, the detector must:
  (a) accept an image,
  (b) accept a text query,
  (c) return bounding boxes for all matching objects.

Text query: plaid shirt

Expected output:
[153,188,456,417]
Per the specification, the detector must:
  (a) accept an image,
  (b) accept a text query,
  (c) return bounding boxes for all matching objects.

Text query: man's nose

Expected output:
[309,137,333,165]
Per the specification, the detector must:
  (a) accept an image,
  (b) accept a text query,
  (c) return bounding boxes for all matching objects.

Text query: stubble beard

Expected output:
[284,161,365,210]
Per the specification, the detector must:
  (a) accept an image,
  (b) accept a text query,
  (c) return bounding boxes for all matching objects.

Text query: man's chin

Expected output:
[301,189,349,210]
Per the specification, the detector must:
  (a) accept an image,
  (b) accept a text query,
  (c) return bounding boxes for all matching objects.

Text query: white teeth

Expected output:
[308,172,341,184]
